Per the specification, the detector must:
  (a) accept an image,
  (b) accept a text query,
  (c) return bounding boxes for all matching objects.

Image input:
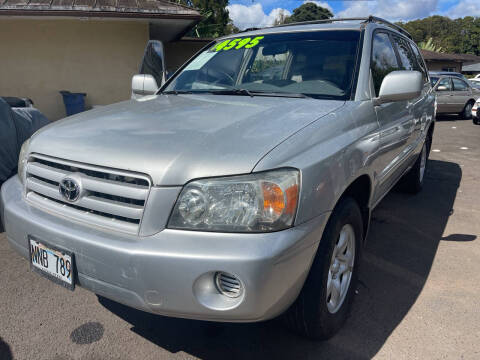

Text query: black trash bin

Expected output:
[59,91,86,116]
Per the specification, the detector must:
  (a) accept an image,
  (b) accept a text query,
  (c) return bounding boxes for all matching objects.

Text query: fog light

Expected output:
[214,272,243,298]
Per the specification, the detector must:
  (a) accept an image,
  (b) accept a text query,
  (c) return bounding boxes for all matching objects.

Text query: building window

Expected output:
[442,67,456,72]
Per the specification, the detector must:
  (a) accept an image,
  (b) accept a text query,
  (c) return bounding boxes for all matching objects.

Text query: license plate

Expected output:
[29,237,75,290]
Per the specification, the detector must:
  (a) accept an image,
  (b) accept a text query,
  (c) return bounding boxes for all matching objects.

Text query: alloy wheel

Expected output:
[326,224,356,314]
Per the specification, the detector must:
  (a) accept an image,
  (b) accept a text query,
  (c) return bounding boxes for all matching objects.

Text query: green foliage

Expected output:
[280,3,333,24]
[397,16,480,55]
[418,37,444,53]
[176,0,237,37]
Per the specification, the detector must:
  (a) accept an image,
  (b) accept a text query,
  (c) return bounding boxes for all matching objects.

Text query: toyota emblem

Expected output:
[59,178,81,202]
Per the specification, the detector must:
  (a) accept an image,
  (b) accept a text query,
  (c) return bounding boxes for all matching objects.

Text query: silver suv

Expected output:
[0,17,435,339]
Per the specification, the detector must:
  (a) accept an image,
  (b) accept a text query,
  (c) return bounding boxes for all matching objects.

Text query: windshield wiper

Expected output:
[252,92,313,99]
[209,89,254,98]
[163,89,313,99]
[162,90,194,95]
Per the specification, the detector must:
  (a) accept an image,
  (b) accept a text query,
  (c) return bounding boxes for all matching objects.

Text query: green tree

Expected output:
[284,3,333,24]
[177,0,235,37]
[273,9,289,26]
[397,15,480,56]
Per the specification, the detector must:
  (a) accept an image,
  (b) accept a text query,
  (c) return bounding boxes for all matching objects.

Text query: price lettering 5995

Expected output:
[213,37,265,52]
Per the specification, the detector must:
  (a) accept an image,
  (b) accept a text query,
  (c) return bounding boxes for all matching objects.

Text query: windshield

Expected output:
[430,76,439,86]
[163,31,361,100]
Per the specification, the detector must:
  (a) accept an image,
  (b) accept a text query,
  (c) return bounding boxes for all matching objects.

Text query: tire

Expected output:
[460,101,474,119]
[399,138,429,194]
[284,197,363,340]
[473,117,479,125]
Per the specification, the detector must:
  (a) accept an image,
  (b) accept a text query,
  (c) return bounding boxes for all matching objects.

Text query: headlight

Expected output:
[168,169,300,232]
[17,139,30,185]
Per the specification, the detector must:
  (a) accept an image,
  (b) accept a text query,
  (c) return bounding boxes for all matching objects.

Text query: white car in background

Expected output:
[470,74,480,83]
[473,98,480,124]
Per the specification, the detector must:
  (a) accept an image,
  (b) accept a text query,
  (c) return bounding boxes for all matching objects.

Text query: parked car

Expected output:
[429,71,469,83]
[433,75,480,118]
[0,17,435,340]
[470,74,480,83]
[473,98,479,124]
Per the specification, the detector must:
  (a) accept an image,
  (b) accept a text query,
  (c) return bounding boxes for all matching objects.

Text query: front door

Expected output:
[435,77,454,113]
[370,31,416,203]
[451,77,472,113]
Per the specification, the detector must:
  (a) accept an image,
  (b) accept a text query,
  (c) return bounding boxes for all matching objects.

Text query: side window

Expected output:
[452,78,469,91]
[371,32,400,96]
[410,43,429,82]
[437,78,452,91]
[391,35,416,71]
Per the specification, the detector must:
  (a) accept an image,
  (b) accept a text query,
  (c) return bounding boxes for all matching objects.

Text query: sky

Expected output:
[227,0,480,30]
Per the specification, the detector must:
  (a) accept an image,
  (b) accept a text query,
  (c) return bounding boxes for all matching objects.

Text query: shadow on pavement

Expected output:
[0,337,13,360]
[99,159,473,359]
[435,114,468,122]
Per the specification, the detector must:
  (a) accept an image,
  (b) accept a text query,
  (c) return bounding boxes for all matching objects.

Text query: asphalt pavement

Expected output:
[1,117,479,360]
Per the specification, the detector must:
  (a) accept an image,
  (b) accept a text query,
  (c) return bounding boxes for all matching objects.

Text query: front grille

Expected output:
[25,154,151,234]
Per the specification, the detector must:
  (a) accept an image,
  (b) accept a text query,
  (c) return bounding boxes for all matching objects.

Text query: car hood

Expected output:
[30,94,344,185]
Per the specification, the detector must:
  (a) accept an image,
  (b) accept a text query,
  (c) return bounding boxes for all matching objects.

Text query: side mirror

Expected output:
[131,74,159,97]
[436,85,448,91]
[374,70,423,106]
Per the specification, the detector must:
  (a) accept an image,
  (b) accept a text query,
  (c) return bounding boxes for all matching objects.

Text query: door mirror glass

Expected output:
[373,70,423,105]
[437,85,448,91]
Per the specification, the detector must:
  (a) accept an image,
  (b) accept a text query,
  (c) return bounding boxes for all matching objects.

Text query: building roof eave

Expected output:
[0,9,202,20]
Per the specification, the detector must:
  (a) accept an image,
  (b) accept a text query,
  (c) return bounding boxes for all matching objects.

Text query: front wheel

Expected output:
[284,197,363,340]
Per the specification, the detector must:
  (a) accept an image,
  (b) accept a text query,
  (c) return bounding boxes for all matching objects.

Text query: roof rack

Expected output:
[365,16,412,39]
[271,16,412,40]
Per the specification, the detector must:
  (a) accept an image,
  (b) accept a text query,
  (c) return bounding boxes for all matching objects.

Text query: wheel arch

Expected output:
[427,121,435,153]
[335,174,372,243]
[464,98,476,110]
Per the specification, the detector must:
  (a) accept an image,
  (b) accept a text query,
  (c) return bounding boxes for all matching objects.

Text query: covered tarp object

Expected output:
[0,98,49,184]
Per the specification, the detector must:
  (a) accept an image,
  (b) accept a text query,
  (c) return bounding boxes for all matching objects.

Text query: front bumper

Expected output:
[1,176,329,322]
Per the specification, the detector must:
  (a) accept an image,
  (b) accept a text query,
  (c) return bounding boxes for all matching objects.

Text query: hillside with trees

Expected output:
[397,16,480,56]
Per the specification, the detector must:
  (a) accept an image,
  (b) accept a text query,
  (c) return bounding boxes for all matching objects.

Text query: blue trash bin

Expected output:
[59,91,86,116]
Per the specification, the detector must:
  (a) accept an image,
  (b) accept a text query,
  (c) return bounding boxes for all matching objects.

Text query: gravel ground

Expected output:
[1,117,479,360]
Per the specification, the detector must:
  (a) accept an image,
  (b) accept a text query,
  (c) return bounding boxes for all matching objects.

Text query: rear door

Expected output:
[370,31,416,202]
[451,78,471,112]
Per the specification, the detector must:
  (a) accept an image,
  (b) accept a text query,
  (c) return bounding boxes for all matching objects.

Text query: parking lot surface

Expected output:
[1,118,479,360]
